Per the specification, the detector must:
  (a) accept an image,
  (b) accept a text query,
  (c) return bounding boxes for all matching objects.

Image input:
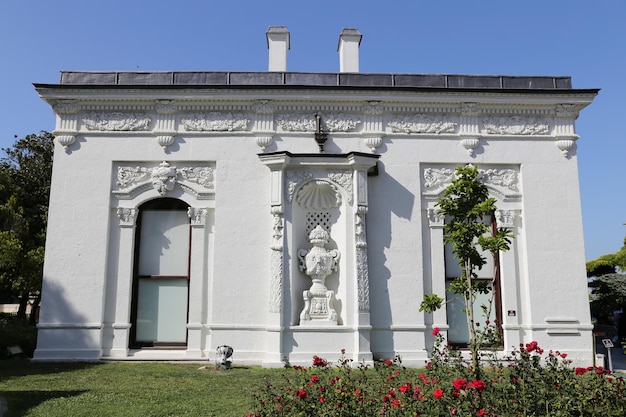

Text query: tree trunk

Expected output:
[17,292,29,320]
[29,292,41,325]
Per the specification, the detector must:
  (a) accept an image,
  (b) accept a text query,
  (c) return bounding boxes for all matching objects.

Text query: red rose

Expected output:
[470,379,486,392]
[432,327,440,336]
[310,375,320,383]
[453,378,467,390]
[433,389,444,399]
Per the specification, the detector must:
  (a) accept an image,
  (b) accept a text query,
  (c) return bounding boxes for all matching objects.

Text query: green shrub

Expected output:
[0,314,37,358]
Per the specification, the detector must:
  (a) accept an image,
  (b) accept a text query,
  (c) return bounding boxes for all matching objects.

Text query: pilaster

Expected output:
[186,207,209,358]
[109,208,138,358]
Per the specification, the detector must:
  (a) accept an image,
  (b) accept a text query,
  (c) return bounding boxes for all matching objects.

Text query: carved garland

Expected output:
[83,112,151,131]
[181,112,249,131]
[275,113,361,132]
[482,116,549,135]
[388,114,457,134]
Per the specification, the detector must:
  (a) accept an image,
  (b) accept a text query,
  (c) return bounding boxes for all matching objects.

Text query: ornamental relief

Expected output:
[287,171,353,206]
[275,113,361,132]
[113,161,215,199]
[388,114,457,134]
[181,112,249,131]
[482,116,549,135]
[83,112,151,131]
[422,165,520,199]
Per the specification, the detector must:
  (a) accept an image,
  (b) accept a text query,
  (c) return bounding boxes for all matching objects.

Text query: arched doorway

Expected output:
[130,198,191,348]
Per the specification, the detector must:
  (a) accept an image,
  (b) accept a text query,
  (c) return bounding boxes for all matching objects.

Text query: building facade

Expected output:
[33,27,597,366]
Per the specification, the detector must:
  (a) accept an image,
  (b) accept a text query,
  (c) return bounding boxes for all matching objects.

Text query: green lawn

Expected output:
[0,359,281,417]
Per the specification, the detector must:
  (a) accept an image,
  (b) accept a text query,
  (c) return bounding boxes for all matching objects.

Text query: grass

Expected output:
[0,359,283,417]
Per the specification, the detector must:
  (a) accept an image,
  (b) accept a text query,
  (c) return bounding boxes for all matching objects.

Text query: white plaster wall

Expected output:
[33,87,595,366]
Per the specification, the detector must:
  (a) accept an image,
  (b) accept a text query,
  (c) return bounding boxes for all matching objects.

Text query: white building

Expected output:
[33,27,597,366]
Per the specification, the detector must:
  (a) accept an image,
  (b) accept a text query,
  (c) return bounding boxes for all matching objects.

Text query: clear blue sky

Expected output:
[1,0,624,261]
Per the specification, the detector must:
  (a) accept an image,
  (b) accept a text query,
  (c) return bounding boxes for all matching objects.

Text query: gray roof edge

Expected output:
[48,71,592,91]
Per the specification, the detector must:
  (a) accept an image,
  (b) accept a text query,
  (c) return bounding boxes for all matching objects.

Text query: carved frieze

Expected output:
[275,113,361,132]
[422,165,521,200]
[114,161,215,199]
[179,167,215,188]
[480,168,519,191]
[275,114,316,132]
[323,114,361,132]
[423,168,455,190]
[83,112,151,131]
[181,112,249,131]
[388,114,457,134]
[483,116,549,135]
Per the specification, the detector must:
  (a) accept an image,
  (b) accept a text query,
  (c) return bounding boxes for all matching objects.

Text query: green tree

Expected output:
[0,131,54,323]
[587,236,626,326]
[420,165,513,380]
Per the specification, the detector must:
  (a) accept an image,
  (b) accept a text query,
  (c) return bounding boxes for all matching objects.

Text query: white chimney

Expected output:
[338,28,362,73]
[266,26,290,72]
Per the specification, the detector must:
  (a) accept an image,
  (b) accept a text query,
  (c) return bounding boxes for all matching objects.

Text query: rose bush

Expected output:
[248,338,626,416]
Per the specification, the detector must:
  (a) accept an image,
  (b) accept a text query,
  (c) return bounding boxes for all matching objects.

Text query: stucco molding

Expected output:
[482,116,549,135]
[112,161,215,200]
[181,112,250,131]
[83,112,151,131]
[421,165,521,201]
[388,114,457,134]
[287,170,353,206]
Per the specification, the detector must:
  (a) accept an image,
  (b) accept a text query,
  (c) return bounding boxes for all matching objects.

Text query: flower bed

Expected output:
[248,334,626,416]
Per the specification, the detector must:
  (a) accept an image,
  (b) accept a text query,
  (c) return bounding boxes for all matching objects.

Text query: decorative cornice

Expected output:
[155,100,177,115]
[83,112,151,131]
[53,100,79,114]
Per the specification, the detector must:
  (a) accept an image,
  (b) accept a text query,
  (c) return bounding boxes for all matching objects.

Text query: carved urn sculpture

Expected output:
[298,225,340,325]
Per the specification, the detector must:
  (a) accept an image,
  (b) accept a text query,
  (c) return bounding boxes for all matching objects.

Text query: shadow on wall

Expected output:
[34,279,99,360]
[367,161,416,357]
